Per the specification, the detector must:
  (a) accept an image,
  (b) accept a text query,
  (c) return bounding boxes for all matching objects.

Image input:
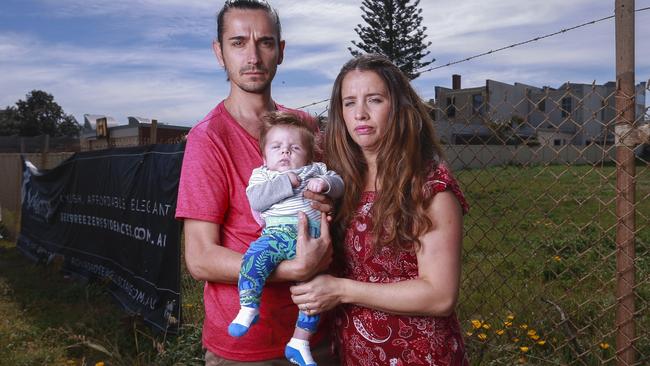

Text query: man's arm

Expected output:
[183,219,241,283]
[183,215,332,283]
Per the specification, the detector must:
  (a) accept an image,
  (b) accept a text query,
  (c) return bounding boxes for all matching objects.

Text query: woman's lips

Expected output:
[355,125,374,135]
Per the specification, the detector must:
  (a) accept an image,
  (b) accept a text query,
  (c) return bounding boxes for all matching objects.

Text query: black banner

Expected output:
[17,144,184,333]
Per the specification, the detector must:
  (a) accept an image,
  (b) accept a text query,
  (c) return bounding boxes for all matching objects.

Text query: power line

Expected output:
[297,6,650,110]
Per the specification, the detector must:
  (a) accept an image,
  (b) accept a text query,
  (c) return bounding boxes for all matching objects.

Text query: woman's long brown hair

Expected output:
[325,54,445,251]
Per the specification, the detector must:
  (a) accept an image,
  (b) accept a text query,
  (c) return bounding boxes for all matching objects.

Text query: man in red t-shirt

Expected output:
[175,1,337,365]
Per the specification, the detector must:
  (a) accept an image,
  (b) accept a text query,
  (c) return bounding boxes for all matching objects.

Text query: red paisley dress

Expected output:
[334,164,470,366]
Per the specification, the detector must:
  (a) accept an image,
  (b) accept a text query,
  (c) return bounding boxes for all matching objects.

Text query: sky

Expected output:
[1,0,649,127]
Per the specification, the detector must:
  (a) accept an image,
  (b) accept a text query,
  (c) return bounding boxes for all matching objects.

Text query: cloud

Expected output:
[3,0,648,125]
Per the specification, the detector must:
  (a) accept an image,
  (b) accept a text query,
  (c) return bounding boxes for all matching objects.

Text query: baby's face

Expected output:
[263,126,309,172]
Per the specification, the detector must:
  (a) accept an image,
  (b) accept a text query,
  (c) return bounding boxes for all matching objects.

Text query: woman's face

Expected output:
[340,69,391,155]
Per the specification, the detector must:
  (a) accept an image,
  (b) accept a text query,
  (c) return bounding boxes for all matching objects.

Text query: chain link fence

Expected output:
[429,75,648,364]
[181,7,649,363]
[176,78,649,365]
[2,5,647,365]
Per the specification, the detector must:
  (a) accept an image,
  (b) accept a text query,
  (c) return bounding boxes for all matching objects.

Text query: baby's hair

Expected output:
[259,111,316,162]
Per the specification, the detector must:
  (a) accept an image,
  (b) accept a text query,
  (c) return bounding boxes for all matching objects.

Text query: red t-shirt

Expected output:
[175,101,323,361]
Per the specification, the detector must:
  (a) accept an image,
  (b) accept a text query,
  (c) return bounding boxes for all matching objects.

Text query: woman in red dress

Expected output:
[290,54,469,366]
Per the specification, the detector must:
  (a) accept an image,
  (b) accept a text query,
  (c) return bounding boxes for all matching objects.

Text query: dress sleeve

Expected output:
[425,163,469,215]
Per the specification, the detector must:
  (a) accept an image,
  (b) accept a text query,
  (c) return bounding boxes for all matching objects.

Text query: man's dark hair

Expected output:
[216,0,282,46]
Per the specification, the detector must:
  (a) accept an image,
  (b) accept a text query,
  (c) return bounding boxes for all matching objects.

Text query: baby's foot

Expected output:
[285,338,316,366]
[227,306,259,337]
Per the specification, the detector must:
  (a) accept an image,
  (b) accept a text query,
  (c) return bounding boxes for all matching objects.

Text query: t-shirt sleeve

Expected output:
[246,167,294,212]
[175,126,229,224]
[425,163,470,215]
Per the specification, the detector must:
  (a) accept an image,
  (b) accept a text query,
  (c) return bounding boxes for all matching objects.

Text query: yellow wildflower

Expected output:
[471,319,482,329]
[495,329,505,336]
[519,346,530,352]
[466,331,473,337]
[527,329,537,337]
[553,255,562,262]
[482,323,491,330]
[512,337,520,343]
[537,340,546,346]
[507,314,515,321]
[95,362,105,366]
[478,333,488,341]
[530,334,540,341]
[504,321,513,328]
[519,324,528,330]
[600,342,610,350]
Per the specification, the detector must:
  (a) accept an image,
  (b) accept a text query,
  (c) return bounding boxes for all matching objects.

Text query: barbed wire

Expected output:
[297,98,330,110]
[418,6,650,74]
[295,6,650,111]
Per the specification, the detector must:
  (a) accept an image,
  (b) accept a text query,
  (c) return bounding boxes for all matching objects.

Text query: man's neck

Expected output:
[224,88,276,140]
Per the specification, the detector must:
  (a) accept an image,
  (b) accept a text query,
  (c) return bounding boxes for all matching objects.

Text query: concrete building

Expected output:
[433,75,647,146]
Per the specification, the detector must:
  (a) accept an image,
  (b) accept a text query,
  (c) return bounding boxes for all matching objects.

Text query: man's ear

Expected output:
[277,39,285,65]
[213,40,225,67]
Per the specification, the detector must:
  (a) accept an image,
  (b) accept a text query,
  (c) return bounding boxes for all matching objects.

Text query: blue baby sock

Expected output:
[285,338,316,366]
[228,306,259,337]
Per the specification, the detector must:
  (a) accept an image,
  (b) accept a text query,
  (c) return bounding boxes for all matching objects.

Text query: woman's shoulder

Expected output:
[425,162,469,214]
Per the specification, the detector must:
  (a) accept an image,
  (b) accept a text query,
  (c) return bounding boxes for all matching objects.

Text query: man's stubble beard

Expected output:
[225,65,275,94]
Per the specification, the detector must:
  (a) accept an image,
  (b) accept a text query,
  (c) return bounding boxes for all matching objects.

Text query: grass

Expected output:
[0,162,648,365]
[0,239,203,366]
[456,163,649,365]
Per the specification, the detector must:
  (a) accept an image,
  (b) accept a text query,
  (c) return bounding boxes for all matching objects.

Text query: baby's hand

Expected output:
[287,172,301,188]
[306,178,328,193]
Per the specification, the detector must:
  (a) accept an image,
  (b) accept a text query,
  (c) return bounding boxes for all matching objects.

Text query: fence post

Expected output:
[150,119,158,145]
[614,0,636,365]
[41,134,50,169]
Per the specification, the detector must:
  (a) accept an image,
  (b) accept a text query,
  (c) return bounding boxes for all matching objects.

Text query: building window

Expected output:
[537,98,546,112]
[554,139,562,146]
[446,97,456,118]
[561,97,572,117]
[472,94,484,114]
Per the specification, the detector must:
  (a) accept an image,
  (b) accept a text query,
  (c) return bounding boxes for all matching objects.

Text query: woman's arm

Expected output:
[290,190,463,317]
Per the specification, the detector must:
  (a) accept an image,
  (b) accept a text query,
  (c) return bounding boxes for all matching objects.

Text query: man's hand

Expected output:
[286,172,301,188]
[290,211,333,281]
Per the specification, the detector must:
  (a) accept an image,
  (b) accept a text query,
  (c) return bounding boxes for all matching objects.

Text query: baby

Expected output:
[228,111,344,366]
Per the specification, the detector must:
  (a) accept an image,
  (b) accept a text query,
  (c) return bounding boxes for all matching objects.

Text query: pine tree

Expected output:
[349,0,434,79]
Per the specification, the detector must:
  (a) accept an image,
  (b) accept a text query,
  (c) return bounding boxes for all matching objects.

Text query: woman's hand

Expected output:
[290,274,343,315]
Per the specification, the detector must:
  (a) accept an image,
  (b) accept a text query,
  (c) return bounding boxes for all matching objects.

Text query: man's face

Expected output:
[215,9,284,94]
[263,126,309,172]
